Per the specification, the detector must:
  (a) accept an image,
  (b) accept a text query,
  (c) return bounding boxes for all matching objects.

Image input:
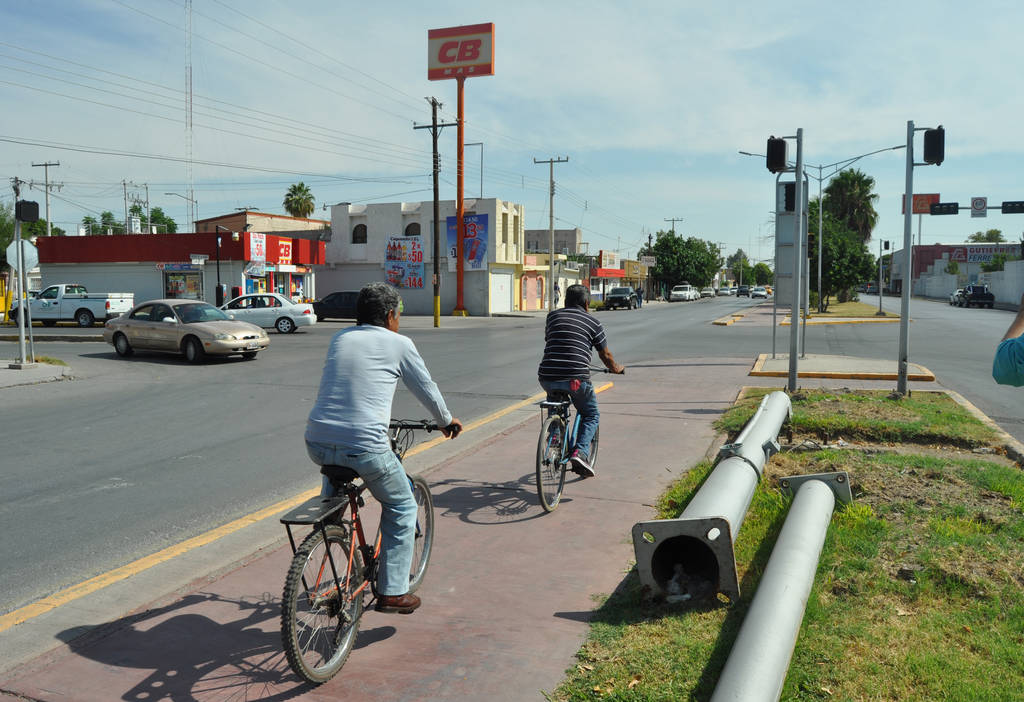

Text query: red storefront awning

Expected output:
[592,267,625,278]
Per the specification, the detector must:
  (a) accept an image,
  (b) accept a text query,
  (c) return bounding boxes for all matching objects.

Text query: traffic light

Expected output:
[884,241,890,250]
[766,137,787,173]
[923,126,945,166]
[15,200,39,222]
[783,182,795,212]
[1001,201,1024,214]
[930,201,959,215]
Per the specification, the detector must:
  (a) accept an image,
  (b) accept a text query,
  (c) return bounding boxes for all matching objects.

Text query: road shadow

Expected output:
[56,590,396,701]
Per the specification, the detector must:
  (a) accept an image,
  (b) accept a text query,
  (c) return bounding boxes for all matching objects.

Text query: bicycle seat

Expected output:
[540,391,571,409]
[320,464,360,483]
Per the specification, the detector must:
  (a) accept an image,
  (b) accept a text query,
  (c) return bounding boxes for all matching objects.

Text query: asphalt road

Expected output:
[0,292,1018,619]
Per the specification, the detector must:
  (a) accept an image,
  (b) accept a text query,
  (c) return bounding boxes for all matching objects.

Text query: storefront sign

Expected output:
[278,239,292,265]
[156,263,201,271]
[599,250,620,269]
[250,232,266,263]
[386,235,425,288]
[446,214,488,272]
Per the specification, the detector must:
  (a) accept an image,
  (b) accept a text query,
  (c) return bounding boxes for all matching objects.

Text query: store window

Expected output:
[404,222,421,236]
[164,272,203,300]
[352,223,367,244]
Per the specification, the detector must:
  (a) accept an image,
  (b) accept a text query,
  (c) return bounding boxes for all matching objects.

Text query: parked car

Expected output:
[864,282,879,295]
[737,285,750,297]
[312,290,360,321]
[103,299,269,362]
[603,286,638,310]
[751,286,768,299]
[6,290,39,323]
[700,287,715,298]
[957,284,995,309]
[716,287,732,296]
[8,283,133,327]
[948,288,963,305]
[221,292,316,334]
[669,284,698,301]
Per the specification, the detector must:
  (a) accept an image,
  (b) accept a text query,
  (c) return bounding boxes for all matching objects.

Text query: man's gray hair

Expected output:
[356,282,401,327]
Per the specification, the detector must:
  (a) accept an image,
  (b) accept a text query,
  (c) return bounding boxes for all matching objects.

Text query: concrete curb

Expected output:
[941,388,1024,465]
[748,353,936,382]
[780,316,900,326]
[712,315,735,326]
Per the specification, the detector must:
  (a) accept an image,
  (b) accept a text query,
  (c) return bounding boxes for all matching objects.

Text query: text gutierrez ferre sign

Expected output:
[428,23,494,80]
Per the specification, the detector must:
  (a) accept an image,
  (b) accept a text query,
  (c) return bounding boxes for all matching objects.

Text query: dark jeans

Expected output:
[539,378,599,460]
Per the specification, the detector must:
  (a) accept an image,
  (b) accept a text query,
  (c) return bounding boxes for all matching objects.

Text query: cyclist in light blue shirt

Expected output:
[306,283,462,614]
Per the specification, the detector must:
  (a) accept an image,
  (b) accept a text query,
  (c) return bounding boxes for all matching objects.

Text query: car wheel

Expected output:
[276,317,295,334]
[113,333,134,358]
[316,314,325,322]
[183,336,204,363]
[242,351,258,360]
[41,320,57,327]
[988,303,994,309]
[76,309,95,327]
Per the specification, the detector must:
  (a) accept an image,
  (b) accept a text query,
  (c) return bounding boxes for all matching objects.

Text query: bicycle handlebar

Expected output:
[389,419,462,438]
[589,366,625,375]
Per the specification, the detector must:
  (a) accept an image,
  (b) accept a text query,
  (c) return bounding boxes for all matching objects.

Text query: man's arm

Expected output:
[1002,293,1024,341]
[597,346,625,374]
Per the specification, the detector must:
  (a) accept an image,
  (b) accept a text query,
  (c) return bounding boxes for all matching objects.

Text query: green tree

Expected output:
[968,229,1004,243]
[944,260,959,275]
[283,182,315,218]
[752,262,773,285]
[99,211,120,234]
[981,253,1008,272]
[823,169,879,242]
[22,219,65,238]
[727,248,754,286]
[0,200,14,267]
[81,215,98,235]
[808,198,875,309]
[127,204,178,234]
[643,231,721,293]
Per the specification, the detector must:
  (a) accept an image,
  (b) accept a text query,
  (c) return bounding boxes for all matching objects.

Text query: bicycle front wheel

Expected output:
[407,474,435,593]
[536,415,567,512]
[281,524,365,685]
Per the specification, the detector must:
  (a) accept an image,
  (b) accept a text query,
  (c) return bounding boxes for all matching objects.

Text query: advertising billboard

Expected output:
[428,23,494,80]
[385,235,425,288]
[446,214,488,272]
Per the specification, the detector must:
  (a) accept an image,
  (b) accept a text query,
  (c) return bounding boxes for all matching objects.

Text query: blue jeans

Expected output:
[305,442,416,596]
[539,378,599,460]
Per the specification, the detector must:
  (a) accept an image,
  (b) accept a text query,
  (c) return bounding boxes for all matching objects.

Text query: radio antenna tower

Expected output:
[185,0,194,230]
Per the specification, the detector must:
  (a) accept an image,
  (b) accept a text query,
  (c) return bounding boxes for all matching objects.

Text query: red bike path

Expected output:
[0,359,922,701]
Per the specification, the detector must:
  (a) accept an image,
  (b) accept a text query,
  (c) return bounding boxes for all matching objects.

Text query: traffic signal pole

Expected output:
[788,129,804,392]
[898,121,916,395]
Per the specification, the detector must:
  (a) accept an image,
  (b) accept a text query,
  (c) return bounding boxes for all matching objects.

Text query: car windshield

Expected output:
[610,287,632,295]
[175,302,231,324]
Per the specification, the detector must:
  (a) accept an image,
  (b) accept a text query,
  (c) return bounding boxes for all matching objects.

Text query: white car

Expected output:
[751,286,768,299]
[221,292,317,334]
[669,284,698,301]
[948,288,963,305]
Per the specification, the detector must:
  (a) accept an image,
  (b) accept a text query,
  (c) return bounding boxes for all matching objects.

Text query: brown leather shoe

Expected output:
[375,593,421,614]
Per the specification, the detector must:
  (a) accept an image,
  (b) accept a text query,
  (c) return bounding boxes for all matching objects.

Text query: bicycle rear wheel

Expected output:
[407,474,434,593]
[536,415,567,512]
[281,524,365,685]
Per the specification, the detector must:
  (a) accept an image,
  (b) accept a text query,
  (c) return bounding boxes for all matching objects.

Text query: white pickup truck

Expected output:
[10,283,134,327]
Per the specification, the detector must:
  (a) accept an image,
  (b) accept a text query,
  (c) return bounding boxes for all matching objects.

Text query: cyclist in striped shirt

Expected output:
[537,284,625,477]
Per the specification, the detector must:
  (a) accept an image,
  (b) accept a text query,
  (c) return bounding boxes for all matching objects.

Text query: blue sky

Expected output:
[2,0,1022,264]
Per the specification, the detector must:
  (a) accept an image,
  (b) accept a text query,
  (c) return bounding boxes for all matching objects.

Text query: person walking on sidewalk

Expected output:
[993,292,1024,386]
[537,283,625,478]
[305,282,463,614]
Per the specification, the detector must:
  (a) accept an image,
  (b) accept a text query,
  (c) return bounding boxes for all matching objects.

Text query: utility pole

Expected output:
[664,217,683,234]
[535,156,569,311]
[123,180,129,234]
[415,98,457,328]
[31,161,60,236]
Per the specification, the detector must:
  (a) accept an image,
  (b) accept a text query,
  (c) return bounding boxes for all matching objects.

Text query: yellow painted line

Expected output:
[751,353,768,374]
[712,316,735,326]
[0,381,616,632]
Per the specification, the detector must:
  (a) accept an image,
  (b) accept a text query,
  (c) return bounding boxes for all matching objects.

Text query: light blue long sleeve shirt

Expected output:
[305,325,452,452]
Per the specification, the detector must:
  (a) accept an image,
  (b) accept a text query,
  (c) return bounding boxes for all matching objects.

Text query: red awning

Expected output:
[592,268,625,278]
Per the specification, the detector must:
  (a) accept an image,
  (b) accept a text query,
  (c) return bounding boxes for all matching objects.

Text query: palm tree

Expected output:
[823,169,878,242]
[283,182,315,218]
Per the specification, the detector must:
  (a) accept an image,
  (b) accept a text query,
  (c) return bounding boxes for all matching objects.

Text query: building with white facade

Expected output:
[321,198,527,316]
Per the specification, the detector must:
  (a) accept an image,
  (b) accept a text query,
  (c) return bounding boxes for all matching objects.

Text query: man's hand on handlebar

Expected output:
[610,363,625,375]
[442,418,463,439]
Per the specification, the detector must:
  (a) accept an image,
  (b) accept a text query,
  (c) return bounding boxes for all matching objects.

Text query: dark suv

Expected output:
[603,286,638,310]
[737,285,750,297]
[312,290,359,321]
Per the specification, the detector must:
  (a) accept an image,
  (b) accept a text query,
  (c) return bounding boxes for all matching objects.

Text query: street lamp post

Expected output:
[214,225,228,304]
[165,192,197,231]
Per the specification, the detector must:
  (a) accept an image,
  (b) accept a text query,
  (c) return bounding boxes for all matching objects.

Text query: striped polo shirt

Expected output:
[537,306,607,380]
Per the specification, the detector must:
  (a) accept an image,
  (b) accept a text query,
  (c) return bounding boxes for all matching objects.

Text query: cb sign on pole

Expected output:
[428,23,494,80]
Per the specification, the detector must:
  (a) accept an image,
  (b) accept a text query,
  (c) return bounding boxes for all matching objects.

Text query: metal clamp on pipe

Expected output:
[631,391,791,603]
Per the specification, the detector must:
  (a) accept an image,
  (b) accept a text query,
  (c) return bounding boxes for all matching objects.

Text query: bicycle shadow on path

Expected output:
[2,549,397,702]
[429,473,588,525]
